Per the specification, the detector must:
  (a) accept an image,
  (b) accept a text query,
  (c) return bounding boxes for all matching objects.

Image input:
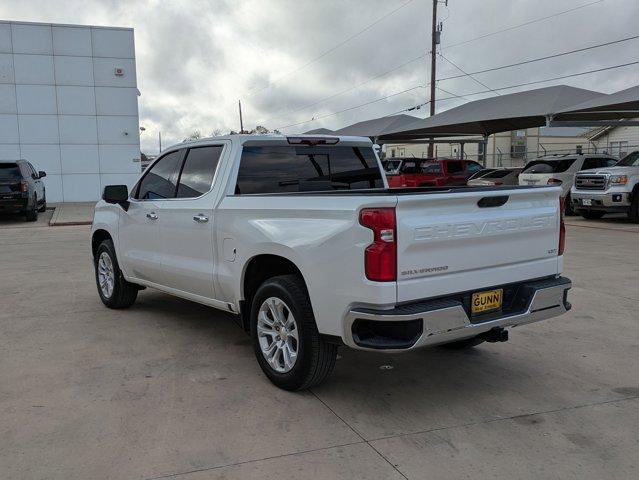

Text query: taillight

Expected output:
[20,180,28,193]
[359,207,397,282]
[547,178,562,185]
[558,197,566,256]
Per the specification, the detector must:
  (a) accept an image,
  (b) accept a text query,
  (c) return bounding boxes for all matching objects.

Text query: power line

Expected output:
[435,85,470,101]
[441,60,639,99]
[279,33,639,126]
[265,22,636,125]
[246,0,416,96]
[277,85,425,130]
[259,1,614,122]
[439,33,639,81]
[278,59,639,130]
[438,53,501,95]
[444,0,604,50]
[259,53,427,124]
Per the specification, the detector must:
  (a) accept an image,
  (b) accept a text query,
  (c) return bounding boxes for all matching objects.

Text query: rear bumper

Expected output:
[0,197,28,211]
[344,276,572,351]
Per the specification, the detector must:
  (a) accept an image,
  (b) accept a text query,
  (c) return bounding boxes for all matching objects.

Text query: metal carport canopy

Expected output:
[331,114,420,138]
[551,84,639,124]
[377,85,604,141]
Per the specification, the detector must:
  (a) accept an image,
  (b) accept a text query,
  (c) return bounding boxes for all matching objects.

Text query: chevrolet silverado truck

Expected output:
[91,135,572,390]
[571,151,639,220]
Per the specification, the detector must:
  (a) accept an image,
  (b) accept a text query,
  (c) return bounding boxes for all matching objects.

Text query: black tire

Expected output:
[442,336,485,349]
[564,194,575,216]
[94,239,138,308]
[25,195,38,222]
[581,210,605,220]
[629,188,639,223]
[38,192,47,212]
[250,274,337,391]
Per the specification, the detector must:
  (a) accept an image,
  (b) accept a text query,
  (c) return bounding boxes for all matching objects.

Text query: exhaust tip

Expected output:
[483,327,509,343]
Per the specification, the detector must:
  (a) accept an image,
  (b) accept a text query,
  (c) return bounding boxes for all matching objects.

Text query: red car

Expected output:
[385,158,484,188]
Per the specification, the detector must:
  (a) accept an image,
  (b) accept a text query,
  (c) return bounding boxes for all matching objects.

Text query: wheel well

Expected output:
[240,254,305,332]
[91,229,112,257]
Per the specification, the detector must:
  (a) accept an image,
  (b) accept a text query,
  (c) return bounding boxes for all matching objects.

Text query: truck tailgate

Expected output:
[395,187,561,302]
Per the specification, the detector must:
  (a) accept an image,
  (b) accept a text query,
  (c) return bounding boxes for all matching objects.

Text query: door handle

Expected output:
[193,214,209,223]
[146,212,158,220]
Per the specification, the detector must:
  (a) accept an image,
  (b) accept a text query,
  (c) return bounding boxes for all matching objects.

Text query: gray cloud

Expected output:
[2,0,638,152]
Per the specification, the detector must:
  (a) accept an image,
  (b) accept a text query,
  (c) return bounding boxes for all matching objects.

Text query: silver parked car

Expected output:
[468,168,522,186]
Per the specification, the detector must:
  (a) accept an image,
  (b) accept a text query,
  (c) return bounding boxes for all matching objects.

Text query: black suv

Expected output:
[0,160,47,222]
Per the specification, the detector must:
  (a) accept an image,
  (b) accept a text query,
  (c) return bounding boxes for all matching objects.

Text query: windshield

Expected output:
[383,160,401,172]
[0,163,22,181]
[523,159,576,174]
[468,168,495,180]
[483,169,514,179]
[617,151,639,167]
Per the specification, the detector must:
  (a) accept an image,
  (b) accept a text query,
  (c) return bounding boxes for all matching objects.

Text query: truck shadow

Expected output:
[130,289,550,408]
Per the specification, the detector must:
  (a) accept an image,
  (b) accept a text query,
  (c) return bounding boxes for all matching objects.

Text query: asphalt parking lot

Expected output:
[1,216,638,480]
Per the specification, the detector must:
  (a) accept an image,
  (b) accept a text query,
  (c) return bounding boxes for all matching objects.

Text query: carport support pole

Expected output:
[482,135,488,166]
[428,0,438,158]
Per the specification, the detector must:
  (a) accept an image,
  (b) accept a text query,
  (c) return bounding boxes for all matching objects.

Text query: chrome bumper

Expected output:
[571,190,631,208]
[344,277,572,352]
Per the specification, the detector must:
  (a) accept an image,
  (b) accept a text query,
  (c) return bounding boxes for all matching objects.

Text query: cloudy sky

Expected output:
[2,0,639,152]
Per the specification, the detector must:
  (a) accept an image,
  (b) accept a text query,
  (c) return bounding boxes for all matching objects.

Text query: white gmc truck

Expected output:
[91,135,572,390]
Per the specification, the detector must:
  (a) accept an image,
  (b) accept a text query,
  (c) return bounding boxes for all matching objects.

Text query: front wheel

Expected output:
[250,275,337,391]
[564,194,575,216]
[629,189,639,223]
[94,239,138,308]
[25,195,38,222]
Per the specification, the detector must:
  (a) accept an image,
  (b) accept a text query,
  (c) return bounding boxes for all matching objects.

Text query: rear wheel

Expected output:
[94,239,138,308]
[25,195,38,222]
[581,210,605,220]
[38,192,47,212]
[629,189,639,223]
[250,274,337,391]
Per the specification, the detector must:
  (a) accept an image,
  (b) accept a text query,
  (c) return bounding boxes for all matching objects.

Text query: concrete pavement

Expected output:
[48,202,95,226]
[0,219,637,479]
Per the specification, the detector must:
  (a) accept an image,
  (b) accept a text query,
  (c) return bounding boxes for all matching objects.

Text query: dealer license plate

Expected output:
[471,289,503,315]
[582,199,592,206]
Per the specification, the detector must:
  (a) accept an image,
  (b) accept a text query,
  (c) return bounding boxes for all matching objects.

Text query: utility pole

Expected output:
[238,100,245,134]
[428,0,443,157]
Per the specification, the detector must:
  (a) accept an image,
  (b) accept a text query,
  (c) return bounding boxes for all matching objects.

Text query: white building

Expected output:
[587,121,639,158]
[0,20,141,203]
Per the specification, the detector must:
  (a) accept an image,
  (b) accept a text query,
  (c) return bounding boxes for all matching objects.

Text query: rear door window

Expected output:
[235,145,383,194]
[135,150,183,200]
[446,161,464,174]
[421,162,442,174]
[0,163,22,181]
[522,159,576,174]
[176,146,223,198]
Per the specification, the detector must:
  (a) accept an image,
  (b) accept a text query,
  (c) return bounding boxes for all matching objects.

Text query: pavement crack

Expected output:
[309,389,408,479]
[142,440,366,480]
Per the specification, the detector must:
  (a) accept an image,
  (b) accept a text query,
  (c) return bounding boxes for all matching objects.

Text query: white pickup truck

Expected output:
[91,135,572,390]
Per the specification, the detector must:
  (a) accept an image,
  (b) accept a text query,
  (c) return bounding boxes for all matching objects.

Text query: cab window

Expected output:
[135,150,183,200]
[176,146,224,198]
